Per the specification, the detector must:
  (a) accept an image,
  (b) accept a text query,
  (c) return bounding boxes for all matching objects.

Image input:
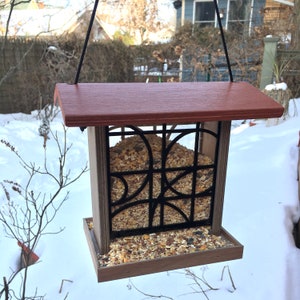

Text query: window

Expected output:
[194,0,216,28]
[193,0,254,35]
[227,0,252,34]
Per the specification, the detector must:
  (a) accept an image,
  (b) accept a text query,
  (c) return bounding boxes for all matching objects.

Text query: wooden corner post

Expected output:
[88,126,110,254]
[211,120,231,234]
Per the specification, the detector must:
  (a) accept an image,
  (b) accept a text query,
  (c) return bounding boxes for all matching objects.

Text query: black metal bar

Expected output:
[74,0,99,84]
[213,0,233,82]
[160,124,167,226]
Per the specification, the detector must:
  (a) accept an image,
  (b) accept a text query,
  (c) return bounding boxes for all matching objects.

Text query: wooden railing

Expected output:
[277,49,300,77]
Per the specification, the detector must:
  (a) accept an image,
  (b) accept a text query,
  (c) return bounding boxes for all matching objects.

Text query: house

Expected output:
[264,0,294,26]
[174,0,266,35]
[0,1,110,40]
[174,0,295,36]
[0,0,174,43]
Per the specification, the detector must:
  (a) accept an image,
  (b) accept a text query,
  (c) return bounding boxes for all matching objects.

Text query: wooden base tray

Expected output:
[83,217,243,282]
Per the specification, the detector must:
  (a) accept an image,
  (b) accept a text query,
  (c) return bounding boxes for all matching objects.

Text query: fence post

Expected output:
[260,36,280,90]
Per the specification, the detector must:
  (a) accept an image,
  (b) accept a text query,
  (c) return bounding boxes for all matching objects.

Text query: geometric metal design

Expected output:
[107,122,221,238]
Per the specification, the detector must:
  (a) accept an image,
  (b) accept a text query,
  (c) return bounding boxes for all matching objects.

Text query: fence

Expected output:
[0,38,47,114]
[133,52,260,85]
[1,37,263,114]
[180,53,259,84]
[277,49,300,97]
[0,38,134,114]
[260,36,300,98]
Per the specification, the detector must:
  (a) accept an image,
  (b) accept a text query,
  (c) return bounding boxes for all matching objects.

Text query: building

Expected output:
[0,1,110,40]
[174,0,266,35]
[174,0,295,35]
[264,0,294,26]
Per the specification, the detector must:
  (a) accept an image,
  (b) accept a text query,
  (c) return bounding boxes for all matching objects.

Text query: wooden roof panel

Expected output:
[54,82,284,126]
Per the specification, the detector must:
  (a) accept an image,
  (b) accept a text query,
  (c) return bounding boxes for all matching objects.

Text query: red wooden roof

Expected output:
[54,82,284,127]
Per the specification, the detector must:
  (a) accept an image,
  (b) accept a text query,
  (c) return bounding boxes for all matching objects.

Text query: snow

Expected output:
[0,99,300,299]
[265,82,288,91]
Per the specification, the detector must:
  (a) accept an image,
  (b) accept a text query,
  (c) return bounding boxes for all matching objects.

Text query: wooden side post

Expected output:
[211,121,231,234]
[201,121,218,160]
[88,126,110,254]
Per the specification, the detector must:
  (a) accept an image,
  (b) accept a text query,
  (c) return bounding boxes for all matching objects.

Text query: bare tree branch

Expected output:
[0,124,88,299]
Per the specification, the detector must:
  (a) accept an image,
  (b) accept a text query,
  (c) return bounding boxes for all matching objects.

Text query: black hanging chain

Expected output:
[213,0,233,82]
[75,0,99,131]
[74,0,100,84]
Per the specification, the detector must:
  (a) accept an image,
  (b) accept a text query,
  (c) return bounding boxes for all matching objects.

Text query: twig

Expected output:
[128,280,174,300]
[59,279,73,294]
[185,268,218,291]
[183,268,218,300]
[221,265,236,292]
[3,277,9,300]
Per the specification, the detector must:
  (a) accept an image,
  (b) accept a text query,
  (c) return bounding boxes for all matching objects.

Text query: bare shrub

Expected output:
[0,125,88,300]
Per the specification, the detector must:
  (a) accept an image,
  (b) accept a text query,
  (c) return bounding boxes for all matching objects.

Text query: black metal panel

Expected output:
[107,123,220,238]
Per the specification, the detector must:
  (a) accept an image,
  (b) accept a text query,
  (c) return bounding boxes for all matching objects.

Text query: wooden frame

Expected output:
[87,126,110,254]
[83,217,243,282]
[212,120,231,234]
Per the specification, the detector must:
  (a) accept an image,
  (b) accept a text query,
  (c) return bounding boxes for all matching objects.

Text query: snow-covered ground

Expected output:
[0,98,299,299]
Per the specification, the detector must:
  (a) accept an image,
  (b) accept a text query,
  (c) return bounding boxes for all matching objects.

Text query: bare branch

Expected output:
[221,265,236,292]
[128,279,174,300]
[0,124,88,299]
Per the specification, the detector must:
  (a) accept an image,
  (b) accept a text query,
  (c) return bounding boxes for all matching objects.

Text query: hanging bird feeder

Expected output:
[54,81,283,282]
[53,0,284,282]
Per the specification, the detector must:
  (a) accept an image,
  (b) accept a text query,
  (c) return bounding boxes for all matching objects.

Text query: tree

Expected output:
[294,0,300,48]
[97,0,170,44]
[119,0,160,43]
[0,0,32,45]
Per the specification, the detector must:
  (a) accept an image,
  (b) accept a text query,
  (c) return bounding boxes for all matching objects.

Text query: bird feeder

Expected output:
[54,81,283,282]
